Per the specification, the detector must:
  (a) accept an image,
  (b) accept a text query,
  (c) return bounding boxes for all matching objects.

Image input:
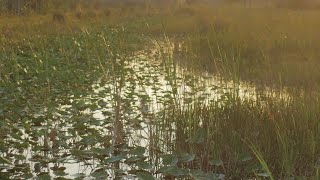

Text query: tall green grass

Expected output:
[162,90,320,178]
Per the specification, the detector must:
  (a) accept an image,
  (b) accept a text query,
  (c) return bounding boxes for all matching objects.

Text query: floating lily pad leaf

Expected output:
[34,162,41,172]
[10,133,22,140]
[102,111,114,117]
[191,128,206,144]
[113,168,126,174]
[20,173,34,179]
[129,146,146,156]
[14,163,30,172]
[71,149,93,160]
[37,173,51,180]
[179,153,195,163]
[81,136,96,145]
[128,169,139,174]
[90,170,109,178]
[212,174,225,180]
[98,99,107,107]
[74,100,88,111]
[157,166,175,174]
[168,167,189,177]
[72,173,86,179]
[70,149,85,157]
[14,154,26,161]
[53,170,68,177]
[54,177,73,180]
[91,147,112,155]
[54,157,68,163]
[136,171,155,180]
[32,117,45,126]
[50,166,66,172]
[113,143,128,149]
[245,163,262,173]
[136,162,153,170]
[290,176,307,180]
[157,166,189,177]
[162,154,178,165]
[57,110,69,116]
[256,172,271,177]
[0,164,10,170]
[0,156,12,165]
[209,158,223,166]
[239,153,252,162]
[89,104,99,111]
[191,170,225,180]
[105,154,125,163]
[184,97,193,104]
[122,175,135,179]
[126,156,146,163]
[0,171,9,179]
[191,170,210,180]
[91,119,103,126]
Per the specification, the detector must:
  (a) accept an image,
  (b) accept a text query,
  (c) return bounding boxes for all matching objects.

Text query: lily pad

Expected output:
[179,153,195,163]
[136,162,153,170]
[157,166,189,177]
[0,157,12,165]
[161,154,178,166]
[129,146,146,156]
[209,158,223,166]
[105,154,125,163]
[136,171,155,180]
[256,172,271,177]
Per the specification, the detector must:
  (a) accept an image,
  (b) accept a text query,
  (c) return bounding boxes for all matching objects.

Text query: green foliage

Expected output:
[1,2,320,179]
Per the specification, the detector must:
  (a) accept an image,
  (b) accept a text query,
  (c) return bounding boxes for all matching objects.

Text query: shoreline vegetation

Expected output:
[2,1,320,90]
[1,0,320,179]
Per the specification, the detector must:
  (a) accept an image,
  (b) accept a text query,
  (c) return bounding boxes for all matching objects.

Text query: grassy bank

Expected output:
[131,5,320,90]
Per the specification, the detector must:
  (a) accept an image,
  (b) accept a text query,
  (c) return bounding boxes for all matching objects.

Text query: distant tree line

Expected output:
[0,0,160,16]
[225,0,320,8]
[0,0,80,15]
[1,0,319,16]
[0,0,43,15]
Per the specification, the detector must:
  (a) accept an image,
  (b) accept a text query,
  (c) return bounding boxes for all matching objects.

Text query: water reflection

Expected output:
[3,40,289,179]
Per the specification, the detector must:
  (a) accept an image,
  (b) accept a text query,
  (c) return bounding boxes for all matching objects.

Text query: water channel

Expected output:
[1,40,289,179]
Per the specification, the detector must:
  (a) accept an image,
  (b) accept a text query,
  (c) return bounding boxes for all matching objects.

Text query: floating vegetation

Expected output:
[1,22,320,180]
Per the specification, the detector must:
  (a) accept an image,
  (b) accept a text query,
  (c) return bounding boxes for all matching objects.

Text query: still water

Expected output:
[1,40,288,179]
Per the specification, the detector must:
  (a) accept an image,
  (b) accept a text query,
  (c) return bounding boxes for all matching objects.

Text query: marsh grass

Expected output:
[133,5,320,90]
[166,92,320,178]
[144,39,320,179]
[1,2,320,179]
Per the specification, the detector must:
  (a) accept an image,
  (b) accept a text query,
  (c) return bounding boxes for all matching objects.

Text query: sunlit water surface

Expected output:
[2,40,289,179]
